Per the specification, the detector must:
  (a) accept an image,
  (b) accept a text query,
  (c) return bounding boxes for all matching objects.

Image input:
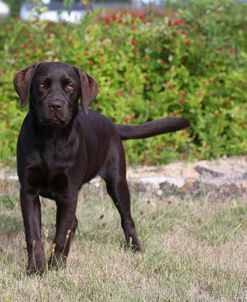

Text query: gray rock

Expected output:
[1,156,246,201]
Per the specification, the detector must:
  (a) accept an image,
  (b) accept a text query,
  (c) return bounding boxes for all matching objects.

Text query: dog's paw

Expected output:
[123,221,142,252]
[130,241,142,252]
[124,239,142,253]
[26,255,45,275]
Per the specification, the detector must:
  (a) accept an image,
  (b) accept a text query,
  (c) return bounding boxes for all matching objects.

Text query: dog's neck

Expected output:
[30,112,75,140]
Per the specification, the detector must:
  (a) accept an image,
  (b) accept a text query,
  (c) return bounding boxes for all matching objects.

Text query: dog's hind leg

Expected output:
[105,177,141,251]
[101,144,141,251]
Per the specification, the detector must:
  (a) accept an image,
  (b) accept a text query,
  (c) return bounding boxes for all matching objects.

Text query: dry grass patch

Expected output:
[0,192,247,301]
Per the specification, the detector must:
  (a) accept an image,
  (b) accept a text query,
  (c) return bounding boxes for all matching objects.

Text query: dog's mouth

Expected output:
[51,115,62,123]
[35,103,74,128]
[40,112,69,127]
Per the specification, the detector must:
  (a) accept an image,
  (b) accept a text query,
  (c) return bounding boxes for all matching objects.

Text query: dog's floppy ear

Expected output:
[74,67,99,114]
[13,62,41,107]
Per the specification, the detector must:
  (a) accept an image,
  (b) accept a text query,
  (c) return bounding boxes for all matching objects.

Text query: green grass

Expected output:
[0,190,247,301]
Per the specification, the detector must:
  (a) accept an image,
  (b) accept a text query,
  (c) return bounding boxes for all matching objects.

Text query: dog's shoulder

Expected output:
[76,109,115,130]
[75,110,120,145]
[18,112,35,143]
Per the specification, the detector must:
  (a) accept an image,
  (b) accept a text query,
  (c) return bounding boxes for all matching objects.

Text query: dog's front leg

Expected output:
[20,189,45,275]
[49,198,78,269]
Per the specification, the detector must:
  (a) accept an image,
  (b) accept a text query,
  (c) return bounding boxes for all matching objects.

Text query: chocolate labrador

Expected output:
[14,62,190,274]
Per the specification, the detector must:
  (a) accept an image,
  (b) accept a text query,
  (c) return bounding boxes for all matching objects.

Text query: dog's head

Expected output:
[14,62,98,127]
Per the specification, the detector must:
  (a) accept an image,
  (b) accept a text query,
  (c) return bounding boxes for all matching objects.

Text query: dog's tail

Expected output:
[116,117,190,140]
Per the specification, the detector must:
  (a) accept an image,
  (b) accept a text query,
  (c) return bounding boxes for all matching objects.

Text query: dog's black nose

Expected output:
[48,101,62,111]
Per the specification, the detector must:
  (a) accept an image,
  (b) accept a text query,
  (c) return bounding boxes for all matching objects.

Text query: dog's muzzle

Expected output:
[40,99,69,126]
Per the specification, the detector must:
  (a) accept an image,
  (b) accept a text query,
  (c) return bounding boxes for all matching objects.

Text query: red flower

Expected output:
[156,146,162,152]
[123,116,130,123]
[178,98,185,105]
[223,100,228,108]
[180,131,188,137]
[132,25,136,30]
[88,60,94,66]
[133,49,139,56]
[111,14,117,21]
[118,18,124,24]
[104,17,111,24]
[131,39,137,46]
[144,55,150,61]
[181,30,189,35]
[183,40,190,46]
[115,89,124,97]
[217,47,224,52]
[180,91,187,97]
[175,19,185,26]
[68,38,74,45]
[228,48,235,54]
[167,82,174,90]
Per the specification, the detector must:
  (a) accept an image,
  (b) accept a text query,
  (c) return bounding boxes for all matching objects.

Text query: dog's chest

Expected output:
[26,141,73,196]
[26,165,69,199]
[26,166,68,190]
[40,138,71,165]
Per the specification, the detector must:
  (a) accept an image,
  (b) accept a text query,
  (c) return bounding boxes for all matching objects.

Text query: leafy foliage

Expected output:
[0,0,246,165]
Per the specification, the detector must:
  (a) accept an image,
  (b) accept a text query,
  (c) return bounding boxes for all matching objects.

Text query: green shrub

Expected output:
[0,0,246,166]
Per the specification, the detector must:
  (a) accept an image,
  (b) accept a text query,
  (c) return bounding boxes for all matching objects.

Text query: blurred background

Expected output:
[1,0,164,20]
[0,0,246,167]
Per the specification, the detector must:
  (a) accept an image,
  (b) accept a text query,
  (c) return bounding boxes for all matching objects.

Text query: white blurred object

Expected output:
[20,0,164,23]
[20,1,91,23]
[0,1,10,18]
[139,0,164,4]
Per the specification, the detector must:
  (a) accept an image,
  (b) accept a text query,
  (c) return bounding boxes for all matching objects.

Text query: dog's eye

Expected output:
[64,83,74,91]
[38,82,45,89]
